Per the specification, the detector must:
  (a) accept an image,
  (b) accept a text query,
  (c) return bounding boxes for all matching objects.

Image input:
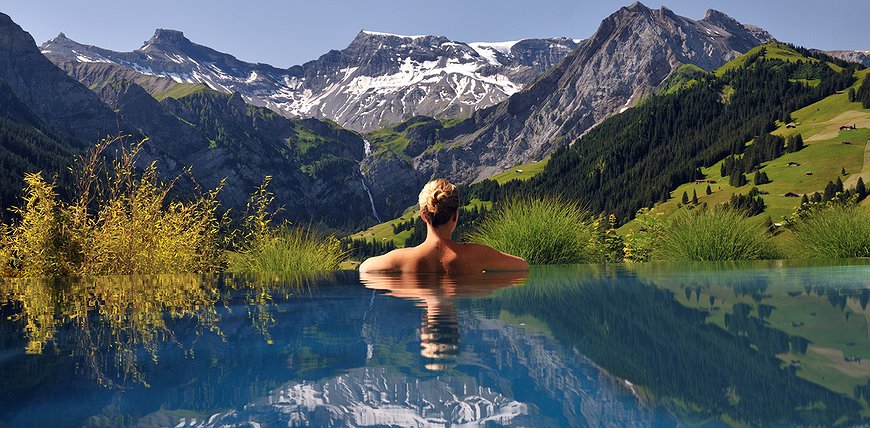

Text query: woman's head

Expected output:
[418,178,460,227]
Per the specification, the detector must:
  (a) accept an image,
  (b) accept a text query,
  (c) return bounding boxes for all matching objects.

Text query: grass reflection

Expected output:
[0,273,328,388]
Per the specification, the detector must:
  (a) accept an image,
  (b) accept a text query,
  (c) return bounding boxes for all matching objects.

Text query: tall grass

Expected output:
[468,197,603,265]
[229,178,346,275]
[230,227,345,274]
[1,136,227,277]
[791,205,870,258]
[655,207,776,262]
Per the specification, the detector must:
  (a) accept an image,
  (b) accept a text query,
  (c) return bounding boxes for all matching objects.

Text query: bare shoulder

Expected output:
[359,247,416,272]
[459,243,528,271]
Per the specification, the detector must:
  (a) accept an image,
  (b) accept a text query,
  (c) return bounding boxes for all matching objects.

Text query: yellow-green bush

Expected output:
[1,136,227,277]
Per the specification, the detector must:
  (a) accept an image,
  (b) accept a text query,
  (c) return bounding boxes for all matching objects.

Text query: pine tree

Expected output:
[848,88,856,102]
[824,181,837,201]
[692,189,698,204]
[842,166,847,176]
[681,191,689,205]
[705,184,712,195]
[857,177,866,199]
[800,194,809,206]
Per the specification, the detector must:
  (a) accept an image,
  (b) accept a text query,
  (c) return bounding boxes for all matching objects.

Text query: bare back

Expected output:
[359,241,528,274]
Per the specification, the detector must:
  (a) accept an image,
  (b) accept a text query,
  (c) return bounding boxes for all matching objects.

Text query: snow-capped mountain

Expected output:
[41,30,580,131]
[361,3,777,216]
[824,50,870,67]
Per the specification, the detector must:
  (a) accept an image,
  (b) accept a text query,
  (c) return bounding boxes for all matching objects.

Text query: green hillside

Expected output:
[152,82,209,101]
[715,43,841,77]
[637,68,869,229]
[488,157,550,184]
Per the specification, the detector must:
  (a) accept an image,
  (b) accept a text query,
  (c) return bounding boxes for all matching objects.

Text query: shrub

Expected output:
[231,227,345,274]
[468,197,603,265]
[623,208,666,262]
[792,205,870,259]
[2,136,227,277]
[656,207,776,261]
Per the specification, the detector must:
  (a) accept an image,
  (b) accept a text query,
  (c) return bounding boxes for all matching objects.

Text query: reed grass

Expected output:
[791,205,870,258]
[230,226,346,274]
[655,207,776,261]
[229,179,346,275]
[468,197,603,265]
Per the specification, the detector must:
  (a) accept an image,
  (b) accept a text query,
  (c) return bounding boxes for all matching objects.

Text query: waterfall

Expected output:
[360,177,381,223]
[360,139,381,222]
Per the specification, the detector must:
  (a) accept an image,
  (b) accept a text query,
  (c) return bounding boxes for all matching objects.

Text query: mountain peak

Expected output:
[0,12,39,55]
[627,1,649,10]
[144,29,191,49]
[358,29,428,40]
[702,9,741,27]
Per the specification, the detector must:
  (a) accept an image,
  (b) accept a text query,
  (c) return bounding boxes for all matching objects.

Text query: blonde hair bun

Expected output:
[418,178,460,227]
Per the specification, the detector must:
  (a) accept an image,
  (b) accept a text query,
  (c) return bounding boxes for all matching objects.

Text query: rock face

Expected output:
[0,15,118,147]
[823,50,870,67]
[362,3,775,216]
[0,12,375,230]
[41,30,580,132]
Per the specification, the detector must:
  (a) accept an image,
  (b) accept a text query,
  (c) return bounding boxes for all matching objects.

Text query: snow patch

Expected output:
[469,40,520,56]
[361,29,427,40]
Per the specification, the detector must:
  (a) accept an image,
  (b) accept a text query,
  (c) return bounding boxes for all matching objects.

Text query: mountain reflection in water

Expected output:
[1,261,869,427]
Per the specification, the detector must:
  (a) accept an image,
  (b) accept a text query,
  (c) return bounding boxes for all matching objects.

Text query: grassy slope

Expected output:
[152,82,209,101]
[351,206,418,247]
[488,157,550,184]
[622,68,870,234]
[715,43,838,77]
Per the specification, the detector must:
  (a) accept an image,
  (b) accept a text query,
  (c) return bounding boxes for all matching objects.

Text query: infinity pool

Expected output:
[2,260,870,427]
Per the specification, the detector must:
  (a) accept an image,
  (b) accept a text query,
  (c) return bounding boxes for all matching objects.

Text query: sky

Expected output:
[3,0,869,68]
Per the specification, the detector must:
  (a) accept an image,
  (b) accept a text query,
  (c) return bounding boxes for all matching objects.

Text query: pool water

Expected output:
[1,260,870,427]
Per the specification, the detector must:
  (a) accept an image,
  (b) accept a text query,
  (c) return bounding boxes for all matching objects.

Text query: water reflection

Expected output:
[360,271,527,370]
[493,261,870,426]
[0,273,331,388]
[2,261,870,427]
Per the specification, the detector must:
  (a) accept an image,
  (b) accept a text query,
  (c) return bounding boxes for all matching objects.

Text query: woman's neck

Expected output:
[423,223,454,245]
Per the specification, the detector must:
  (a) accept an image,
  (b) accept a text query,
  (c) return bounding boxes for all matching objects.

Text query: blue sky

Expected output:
[4,1,868,68]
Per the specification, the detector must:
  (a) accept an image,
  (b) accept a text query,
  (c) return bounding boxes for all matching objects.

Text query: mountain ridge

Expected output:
[41,28,580,132]
[0,12,380,230]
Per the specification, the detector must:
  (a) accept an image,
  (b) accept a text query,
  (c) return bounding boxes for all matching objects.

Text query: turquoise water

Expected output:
[1,260,870,427]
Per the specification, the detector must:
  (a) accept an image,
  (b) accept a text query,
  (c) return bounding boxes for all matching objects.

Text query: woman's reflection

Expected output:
[360,271,527,370]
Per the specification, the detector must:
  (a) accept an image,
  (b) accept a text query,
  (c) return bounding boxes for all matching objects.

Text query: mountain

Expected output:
[824,50,870,67]
[0,12,376,230]
[360,3,775,216]
[41,30,580,132]
[461,43,860,223]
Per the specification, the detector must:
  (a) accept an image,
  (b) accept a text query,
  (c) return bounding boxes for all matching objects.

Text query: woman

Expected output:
[359,178,528,273]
